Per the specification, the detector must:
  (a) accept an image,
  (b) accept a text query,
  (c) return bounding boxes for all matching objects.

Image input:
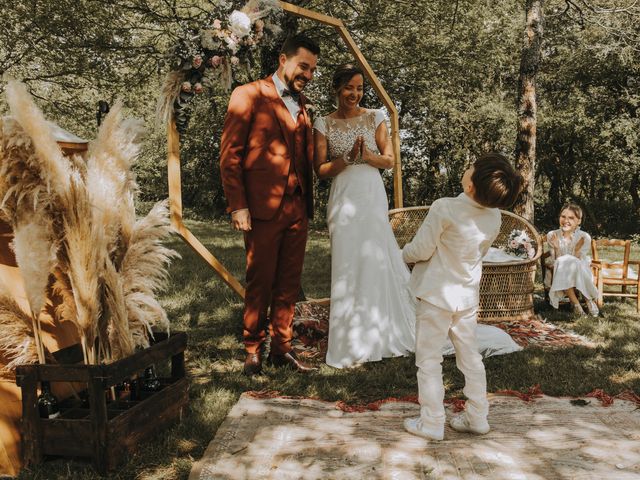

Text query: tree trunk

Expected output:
[630,171,640,215]
[513,0,544,221]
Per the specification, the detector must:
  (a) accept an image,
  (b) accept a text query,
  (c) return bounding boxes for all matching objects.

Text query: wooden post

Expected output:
[17,370,42,467]
[171,351,185,382]
[88,372,108,474]
[166,120,246,298]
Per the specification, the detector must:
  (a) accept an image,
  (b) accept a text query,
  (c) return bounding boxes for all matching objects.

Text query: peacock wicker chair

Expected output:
[388,206,543,322]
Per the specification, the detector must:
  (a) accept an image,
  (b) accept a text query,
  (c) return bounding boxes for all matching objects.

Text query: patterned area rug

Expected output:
[292,301,593,360]
[189,393,640,480]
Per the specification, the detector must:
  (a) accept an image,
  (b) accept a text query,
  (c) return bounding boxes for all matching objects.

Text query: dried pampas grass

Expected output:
[51,268,77,323]
[156,70,185,128]
[2,82,180,366]
[0,117,50,220]
[62,172,104,364]
[0,291,38,373]
[12,216,56,318]
[86,101,144,256]
[122,200,179,336]
[103,261,135,361]
[4,81,71,197]
[11,215,57,363]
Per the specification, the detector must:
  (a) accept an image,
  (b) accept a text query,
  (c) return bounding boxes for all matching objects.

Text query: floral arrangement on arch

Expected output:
[504,229,536,260]
[157,0,283,133]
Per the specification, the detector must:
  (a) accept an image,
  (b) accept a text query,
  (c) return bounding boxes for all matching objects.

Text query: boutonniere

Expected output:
[304,103,316,121]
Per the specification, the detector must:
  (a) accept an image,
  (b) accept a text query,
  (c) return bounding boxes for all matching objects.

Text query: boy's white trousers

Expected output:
[415,299,489,428]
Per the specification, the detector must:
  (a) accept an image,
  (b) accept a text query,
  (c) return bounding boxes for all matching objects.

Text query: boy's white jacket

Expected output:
[402,193,500,312]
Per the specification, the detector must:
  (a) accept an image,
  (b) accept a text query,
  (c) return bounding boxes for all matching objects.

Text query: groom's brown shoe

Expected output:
[243,352,262,376]
[268,350,317,373]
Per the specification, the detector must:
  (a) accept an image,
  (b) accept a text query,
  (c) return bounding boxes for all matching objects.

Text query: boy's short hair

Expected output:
[471,153,523,209]
[280,34,320,57]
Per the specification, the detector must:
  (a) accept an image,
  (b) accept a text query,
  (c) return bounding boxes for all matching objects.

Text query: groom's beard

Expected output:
[285,74,308,94]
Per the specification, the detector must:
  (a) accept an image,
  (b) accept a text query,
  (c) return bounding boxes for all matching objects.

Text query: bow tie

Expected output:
[282,88,301,103]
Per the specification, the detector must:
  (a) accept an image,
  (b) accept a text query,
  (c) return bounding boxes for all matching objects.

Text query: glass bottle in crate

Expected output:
[38,381,61,419]
[140,365,161,392]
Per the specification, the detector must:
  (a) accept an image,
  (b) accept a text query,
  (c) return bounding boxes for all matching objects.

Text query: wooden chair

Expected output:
[591,239,640,312]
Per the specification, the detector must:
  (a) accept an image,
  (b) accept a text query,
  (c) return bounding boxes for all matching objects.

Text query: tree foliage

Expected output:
[1,0,638,235]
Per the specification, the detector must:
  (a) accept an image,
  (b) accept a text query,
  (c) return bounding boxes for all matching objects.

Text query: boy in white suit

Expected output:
[402,153,523,440]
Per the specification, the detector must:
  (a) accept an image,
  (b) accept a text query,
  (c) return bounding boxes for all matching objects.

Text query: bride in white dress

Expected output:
[313,64,415,368]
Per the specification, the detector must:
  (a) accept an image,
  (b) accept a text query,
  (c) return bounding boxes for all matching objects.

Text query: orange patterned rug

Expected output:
[293,301,593,360]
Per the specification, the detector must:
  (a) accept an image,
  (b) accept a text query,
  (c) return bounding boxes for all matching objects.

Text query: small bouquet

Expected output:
[504,229,536,259]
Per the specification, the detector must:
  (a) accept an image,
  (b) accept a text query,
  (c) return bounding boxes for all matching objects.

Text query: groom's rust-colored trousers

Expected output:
[242,191,308,355]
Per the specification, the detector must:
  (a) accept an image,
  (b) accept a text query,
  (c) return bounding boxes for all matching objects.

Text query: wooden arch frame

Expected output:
[166,1,403,299]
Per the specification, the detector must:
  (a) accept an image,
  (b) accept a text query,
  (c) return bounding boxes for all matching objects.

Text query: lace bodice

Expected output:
[314,110,385,165]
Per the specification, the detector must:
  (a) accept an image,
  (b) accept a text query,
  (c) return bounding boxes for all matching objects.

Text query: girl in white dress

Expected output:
[545,203,599,316]
[313,64,415,368]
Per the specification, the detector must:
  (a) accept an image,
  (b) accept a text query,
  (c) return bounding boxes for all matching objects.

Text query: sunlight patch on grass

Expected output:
[609,370,640,385]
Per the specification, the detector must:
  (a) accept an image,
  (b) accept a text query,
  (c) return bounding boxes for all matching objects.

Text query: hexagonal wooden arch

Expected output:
[166,1,404,299]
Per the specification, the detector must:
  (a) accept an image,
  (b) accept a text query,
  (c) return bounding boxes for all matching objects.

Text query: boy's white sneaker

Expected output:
[403,417,444,441]
[449,414,490,435]
[586,299,599,316]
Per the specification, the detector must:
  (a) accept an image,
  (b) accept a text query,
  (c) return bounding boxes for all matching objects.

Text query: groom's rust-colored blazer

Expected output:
[220,76,314,355]
[220,76,314,220]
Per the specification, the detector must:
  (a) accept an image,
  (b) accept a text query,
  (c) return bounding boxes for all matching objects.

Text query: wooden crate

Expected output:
[15,332,188,474]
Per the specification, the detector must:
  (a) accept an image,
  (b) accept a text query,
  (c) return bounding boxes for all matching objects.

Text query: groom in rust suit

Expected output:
[220,35,319,376]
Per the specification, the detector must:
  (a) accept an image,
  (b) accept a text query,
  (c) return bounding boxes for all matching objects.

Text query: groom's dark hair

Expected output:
[471,153,523,209]
[280,34,320,57]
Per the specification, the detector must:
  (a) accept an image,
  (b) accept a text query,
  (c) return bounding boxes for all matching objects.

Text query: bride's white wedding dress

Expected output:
[314,110,415,368]
[313,110,521,367]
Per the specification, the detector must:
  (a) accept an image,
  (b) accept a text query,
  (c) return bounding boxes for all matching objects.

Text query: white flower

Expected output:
[230,56,240,66]
[224,35,239,53]
[229,10,252,38]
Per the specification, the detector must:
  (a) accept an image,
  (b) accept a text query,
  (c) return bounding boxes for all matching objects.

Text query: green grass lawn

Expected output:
[19,220,640,479]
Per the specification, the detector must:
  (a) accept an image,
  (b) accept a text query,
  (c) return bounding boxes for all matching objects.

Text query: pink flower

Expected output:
[509,240,518,248]
[212,19,222,29]
[209,55,222,67]
[192,55,203,69]
[181,81,192,93]
[528,247,535,258]
[193,82,203,94]
[230,56,240,66]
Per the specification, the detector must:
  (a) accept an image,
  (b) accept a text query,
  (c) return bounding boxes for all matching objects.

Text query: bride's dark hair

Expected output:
[331,63,365,93]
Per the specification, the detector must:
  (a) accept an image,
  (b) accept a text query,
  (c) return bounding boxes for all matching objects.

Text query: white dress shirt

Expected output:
[272,73,300,121]
[402,193,500,312]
